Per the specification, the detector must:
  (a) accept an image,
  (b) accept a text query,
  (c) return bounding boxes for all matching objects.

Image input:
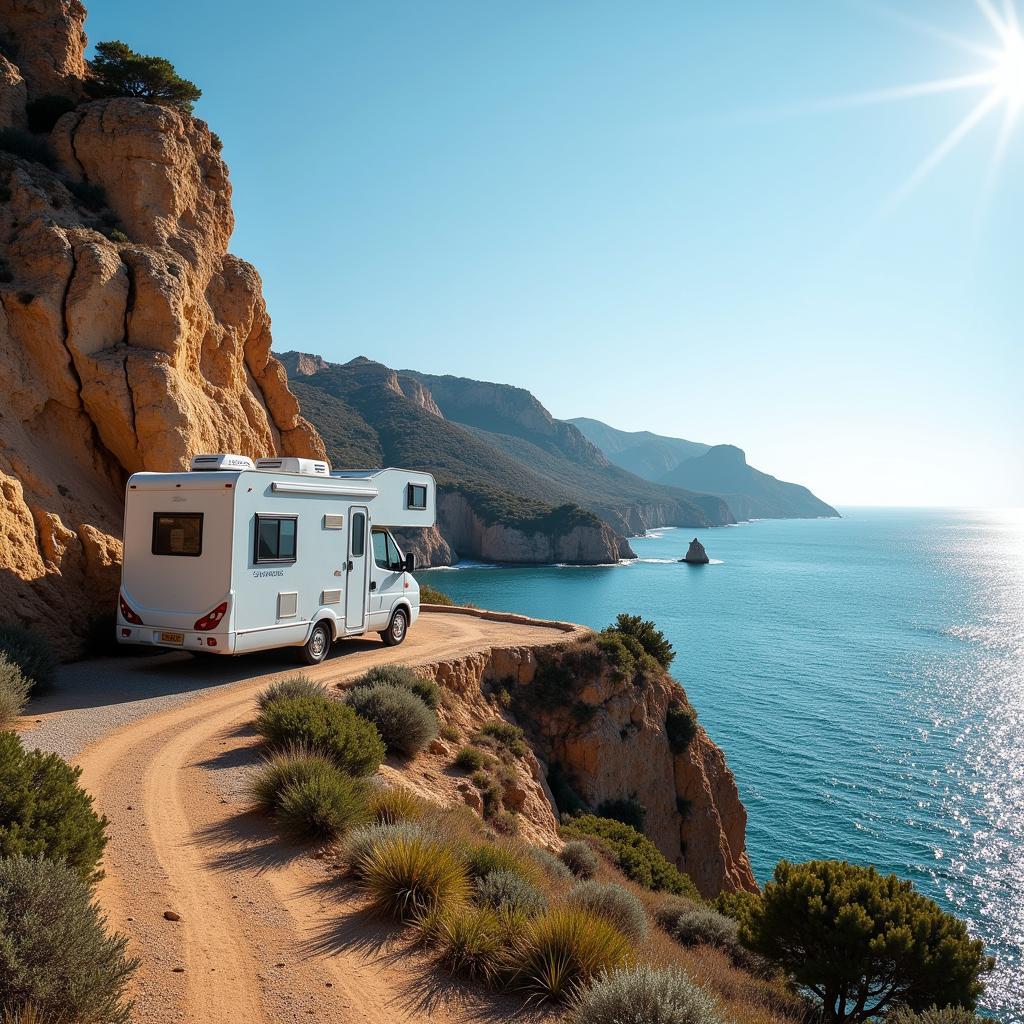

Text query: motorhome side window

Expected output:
[254,515,297,564]
[351,513,366,556]
[407,483,427,510]
[152,513,203,556]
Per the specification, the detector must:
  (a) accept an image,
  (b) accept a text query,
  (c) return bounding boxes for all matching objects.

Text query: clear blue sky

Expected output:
[84,1,1022,507]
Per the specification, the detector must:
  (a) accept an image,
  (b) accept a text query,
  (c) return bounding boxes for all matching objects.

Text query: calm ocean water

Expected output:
[425,508,1024,1021]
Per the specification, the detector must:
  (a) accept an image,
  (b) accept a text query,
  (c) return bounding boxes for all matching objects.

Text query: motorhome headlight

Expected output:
[119,594,143,625]
[194,601,228,631]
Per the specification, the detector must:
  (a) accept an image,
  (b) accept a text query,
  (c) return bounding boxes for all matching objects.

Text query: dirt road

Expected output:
[26,610,571,1024]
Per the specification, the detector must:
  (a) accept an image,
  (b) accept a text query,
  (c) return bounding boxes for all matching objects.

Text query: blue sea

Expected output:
[425,508,1024,1021]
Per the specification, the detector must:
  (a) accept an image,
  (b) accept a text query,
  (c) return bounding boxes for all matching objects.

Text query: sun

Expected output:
[992,31,1024,107]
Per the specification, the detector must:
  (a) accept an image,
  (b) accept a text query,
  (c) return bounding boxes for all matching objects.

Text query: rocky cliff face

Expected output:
[398,611,756,897]
[0,0,323,651]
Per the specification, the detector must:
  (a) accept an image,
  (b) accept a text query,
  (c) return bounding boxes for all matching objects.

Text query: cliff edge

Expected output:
[0,0,324,652]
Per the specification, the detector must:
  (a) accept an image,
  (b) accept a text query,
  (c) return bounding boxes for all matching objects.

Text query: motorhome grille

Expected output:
[277,592,298,618]
[321,589,342,605]
[323,514,345,530]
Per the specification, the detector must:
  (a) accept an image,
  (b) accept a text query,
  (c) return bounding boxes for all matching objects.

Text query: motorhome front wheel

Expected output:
[381,608,408,647]
[301,622,332,664]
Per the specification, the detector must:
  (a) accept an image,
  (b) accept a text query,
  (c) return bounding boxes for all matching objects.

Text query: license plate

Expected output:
[159,631,185,646]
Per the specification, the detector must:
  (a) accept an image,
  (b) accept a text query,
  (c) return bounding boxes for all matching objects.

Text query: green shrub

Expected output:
[367,784,425,825]
[107,228,130,243]
[345,820,426,877]
[86,40,202,114]
[476,868,547,917]
[247,746,338,814]
[559,840,599,879]
[713,887,762,925]
[455,746,487,771]
[26,95,76,134]
[256,674,324,712]
[0,624,57,696]
[349,664,441,709]
[512,906,632,1002]
[567,880,648,941]
[596,796,647,833]
[418,583,454,606]
[566,963,725,1024]
[433,903,507,982]
[888,1007,987,1024]
[0,129,54,168]
[0,856,137,1024]
[0,657,30,728]
[492,809,519,835]
[0,733,107,882]
[254,694,384,776]
[563,815,701,899]
[603,614,675,669]
[476,720,526,756]
[653,895,703,933]
[345,683,437,757]
[439,723,461,742]
[529,846,573,882]
[742,859,993,1024]
[464,842,538,883]
[275,772,369,841]
[360,833,470,922]
[666,703,698,754]
[668,906,740,950]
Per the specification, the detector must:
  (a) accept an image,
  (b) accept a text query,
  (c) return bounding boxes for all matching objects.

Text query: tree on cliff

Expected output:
[86,41,202,113]
[741,860,993,1024]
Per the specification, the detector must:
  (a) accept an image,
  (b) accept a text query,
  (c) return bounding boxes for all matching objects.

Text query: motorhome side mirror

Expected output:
[405,553,415,573]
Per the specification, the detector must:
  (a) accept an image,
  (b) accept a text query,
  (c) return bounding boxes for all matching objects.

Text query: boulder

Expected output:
[682,537,710,564]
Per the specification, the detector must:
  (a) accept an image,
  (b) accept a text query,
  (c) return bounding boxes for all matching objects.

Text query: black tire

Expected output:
[300,621,332,664]
[380,607,408,647]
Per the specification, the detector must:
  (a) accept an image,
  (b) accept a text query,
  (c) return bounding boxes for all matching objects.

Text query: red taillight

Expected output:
[119,594,143,625]
[194,602,228,632]
[206,637,217,647]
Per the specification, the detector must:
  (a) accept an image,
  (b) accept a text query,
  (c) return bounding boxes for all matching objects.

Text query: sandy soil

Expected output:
[20,611,570,1024]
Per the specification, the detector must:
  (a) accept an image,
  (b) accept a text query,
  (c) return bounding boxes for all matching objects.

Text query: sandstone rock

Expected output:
[276,350,330,377]
[0,0,87,102]
[682,537,710,564]
[457,781,483,813]
[0,3,324,654]
[428,738,450,757]
[163,910,181,922]
[0,55,27,129]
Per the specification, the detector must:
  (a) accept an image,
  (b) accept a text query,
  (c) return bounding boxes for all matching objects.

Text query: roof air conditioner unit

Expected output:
[254,457,331,477]
[190,454,256,472]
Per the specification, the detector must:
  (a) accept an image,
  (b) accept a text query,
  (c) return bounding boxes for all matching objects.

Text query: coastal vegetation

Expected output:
[0,656,29,728]
[86,40,202,113]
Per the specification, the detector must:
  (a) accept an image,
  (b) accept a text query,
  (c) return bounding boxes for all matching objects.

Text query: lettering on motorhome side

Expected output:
[117,454,436,664]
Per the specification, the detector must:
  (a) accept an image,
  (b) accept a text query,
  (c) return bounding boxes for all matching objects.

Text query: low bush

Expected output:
[247,747,338,814]
[439,723,461,742]
[666,703,698,754]
[455,745,487,771]
[559,840,599,879]
[529,846,573,882]
[345,820,426,877]
[491,809,519,835]
[360,833,470,922]
[26,95,76,134]
[345,683,437,757]
[0,623,57,696]
[464,842,537,883]
[512,905,632,1002]
[562,815,700,898]
[603,614,675,669]
[349,664,441,710]
[566,963,725,1024]
[367,784,425,825]
[888,1008,987,1024]
[256,675,324,712]
[567,880,648,941]
[433,904,506,983]
[0,656,30,727]
[418,583,454,606]
[0,732,107,881]
[0,856,137,1024]
[596,796,647,833]
[0,129,54,168]
[667,906,740,950]
[653,895,703,933]
[476,868,547,917]
[476,720,526,756]
[275,771,369,841]
[254,694,384,777]
[713,887,762,925]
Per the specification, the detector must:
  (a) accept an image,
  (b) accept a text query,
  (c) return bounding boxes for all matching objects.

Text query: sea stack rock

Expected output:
[682,538,710,564]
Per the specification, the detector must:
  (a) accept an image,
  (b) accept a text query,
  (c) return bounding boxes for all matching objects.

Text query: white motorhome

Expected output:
[116,454,436,663]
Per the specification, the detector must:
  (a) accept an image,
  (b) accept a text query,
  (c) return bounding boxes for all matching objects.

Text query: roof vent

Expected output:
[190,453,256,472]
[254,457,331,477]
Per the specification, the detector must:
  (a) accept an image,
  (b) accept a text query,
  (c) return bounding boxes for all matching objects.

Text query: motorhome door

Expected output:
[346,507,369,633]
